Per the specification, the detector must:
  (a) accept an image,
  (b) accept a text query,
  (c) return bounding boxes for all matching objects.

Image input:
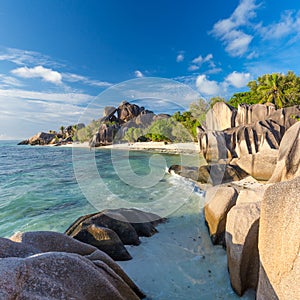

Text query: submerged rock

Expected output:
[5,231,145,299]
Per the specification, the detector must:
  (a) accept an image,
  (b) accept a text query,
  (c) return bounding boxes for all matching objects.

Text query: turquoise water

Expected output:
[0,141,255,299]
[0,141,185,237]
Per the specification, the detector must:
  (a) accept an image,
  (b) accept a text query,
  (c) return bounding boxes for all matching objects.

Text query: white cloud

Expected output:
[189,53,214,72]
[62,73,112,87]
[176,53,184,62]
[134,70,144,78]
[11,66,62,85]
[196,75,223,96]
[210,0,259,57]
[225,71,251,88]
[258,10,300,40]
[0,88,93,104]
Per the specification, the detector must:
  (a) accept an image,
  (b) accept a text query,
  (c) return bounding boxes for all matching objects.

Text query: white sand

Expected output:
[59,141,200,154]
[118,194,255,300]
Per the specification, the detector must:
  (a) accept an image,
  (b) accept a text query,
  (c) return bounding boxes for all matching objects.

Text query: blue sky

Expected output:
[1,0,300,139]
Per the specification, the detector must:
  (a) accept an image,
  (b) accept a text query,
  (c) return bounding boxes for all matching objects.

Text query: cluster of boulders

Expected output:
[197,102,299,181]
[90,101,170,147]
[0,231,145,299]
[202,111,300,299]
[18,123,85,146]
[0,208,165,299]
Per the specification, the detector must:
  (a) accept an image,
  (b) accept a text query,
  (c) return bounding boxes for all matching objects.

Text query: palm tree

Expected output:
[257,73,286,108]
[60,126,65,137]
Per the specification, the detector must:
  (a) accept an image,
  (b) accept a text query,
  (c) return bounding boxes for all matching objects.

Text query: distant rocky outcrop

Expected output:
[65,208,166,261]
[18,123,85,146]
[1,231,145,299]
[89,101,169,147]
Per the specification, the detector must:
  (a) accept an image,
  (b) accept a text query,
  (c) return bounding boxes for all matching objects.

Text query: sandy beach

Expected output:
[60,141,200,154]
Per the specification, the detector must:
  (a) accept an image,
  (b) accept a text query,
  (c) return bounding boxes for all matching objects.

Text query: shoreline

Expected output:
[58,141,200,155]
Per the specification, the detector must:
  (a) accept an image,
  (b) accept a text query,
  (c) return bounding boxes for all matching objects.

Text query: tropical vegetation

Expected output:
[228,71,300,109]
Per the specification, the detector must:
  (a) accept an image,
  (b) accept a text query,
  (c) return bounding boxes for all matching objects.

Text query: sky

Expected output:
[1,0,300,139]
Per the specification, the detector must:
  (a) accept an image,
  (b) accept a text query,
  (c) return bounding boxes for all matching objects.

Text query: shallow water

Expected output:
[0,141,255,299]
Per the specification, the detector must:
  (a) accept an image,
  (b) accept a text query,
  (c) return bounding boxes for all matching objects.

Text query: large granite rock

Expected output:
[205,102,236,130]
[198,164,248,185]
[234,149,278,181]
[90,123,120,147]
[90,101,155,147]
[18,132,56,145]
[68,224,132,261]
[225,185,269,296]
[65,208,165,260]
[5,231,145,299]
[204,186,238,246]
[257,177,300,300]
[268,122,300,183]
[235,103,276,126]
[198,104,300,163]
[168,164,248,185]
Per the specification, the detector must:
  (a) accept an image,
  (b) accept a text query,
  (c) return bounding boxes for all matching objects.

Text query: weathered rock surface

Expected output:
[90,101,156,147]
[235,149,278,181]
[69,224,132,261]
[235,103,276,126]
[5,231,145,299]
[257,176,300,300]
[198,104,300,163]
[225,184,269,296]
[18,132,56,145]
[168,164,248,185]
[204,186,238,246]
[268,122,300,183]
[198,164,249,185]
[205,102,236,130]
[65,208,165,260]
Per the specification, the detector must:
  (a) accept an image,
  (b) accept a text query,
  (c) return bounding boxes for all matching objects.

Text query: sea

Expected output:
[0,140,255,300]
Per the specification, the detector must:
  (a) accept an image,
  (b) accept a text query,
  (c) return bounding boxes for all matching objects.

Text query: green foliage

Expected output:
[228,71,300,109]
[228,92,259,108]
[144,133,171,142]
[172,111,200,141]
[209,96,226,108]
[189,98,209,123]
[76,119,102,142]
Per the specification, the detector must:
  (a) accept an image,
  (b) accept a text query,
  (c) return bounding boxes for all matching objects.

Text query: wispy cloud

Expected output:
[0,47,63,67]
[0,88,93,104]
[134,70,144,78]
[258,10,300,41]
[62,73,112,87]
[11,66,63,85]
[0,74,23,87]
[210,0,260,57]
